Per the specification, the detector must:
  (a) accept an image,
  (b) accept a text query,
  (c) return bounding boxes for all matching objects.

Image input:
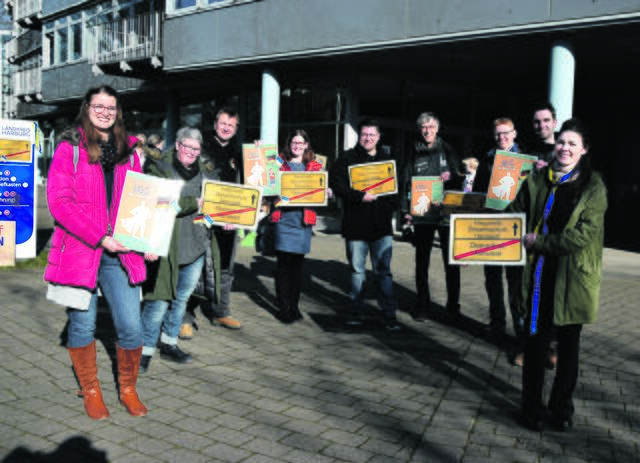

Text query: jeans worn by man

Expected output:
[329,118,401,331]
[346,236,396,322]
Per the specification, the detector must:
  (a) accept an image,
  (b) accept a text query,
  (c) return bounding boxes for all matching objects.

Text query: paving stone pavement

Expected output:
[1,231,639,463]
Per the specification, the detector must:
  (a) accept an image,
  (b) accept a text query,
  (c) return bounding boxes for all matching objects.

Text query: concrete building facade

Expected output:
[4,0,640,250]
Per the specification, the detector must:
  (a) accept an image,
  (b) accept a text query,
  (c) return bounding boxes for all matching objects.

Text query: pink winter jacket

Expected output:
[44,132,146,289]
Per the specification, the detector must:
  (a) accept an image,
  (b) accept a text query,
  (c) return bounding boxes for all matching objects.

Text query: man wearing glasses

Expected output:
[180,108,244,340]
[329,118,401,331]
[401,112,461,322]
[473,118,526,353]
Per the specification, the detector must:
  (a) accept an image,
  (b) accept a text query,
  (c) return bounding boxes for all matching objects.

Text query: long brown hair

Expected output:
[75,85,129,163]
[283,130,315,166]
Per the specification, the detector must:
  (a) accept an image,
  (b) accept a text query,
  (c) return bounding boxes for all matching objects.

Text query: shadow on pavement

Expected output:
[2,436,108,463]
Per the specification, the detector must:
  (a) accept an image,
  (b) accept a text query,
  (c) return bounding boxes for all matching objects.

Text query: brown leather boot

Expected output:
[68,341,110,420]
[116,346,147,417]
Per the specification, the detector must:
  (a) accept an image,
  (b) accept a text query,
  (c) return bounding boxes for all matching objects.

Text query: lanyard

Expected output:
[529,168,575,335]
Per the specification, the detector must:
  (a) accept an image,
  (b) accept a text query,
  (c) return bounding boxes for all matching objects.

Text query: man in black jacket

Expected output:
[473,117,526,343]
[402,112,461,322]
[530,102,558,168]
[180,108,243,339]
[329,118,401,331]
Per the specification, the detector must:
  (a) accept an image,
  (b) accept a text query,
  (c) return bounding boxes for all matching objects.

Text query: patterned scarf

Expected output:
[529,167,576,335]
[98,137,119,173]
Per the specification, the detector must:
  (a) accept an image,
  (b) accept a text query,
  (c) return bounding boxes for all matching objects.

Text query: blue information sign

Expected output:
[0,119,40,259]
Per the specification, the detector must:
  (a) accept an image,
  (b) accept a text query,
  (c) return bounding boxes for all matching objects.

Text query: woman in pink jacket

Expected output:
[45,85,152,420]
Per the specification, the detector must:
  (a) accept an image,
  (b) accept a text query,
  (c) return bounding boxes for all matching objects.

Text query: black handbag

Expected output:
[255,215,276,257]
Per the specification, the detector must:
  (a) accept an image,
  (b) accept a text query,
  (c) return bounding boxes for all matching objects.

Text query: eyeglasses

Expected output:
[90,104,118,115]
[495,130,514,138]
[291,142,307,146]
[179,142,201,154]
[360,132,380,139]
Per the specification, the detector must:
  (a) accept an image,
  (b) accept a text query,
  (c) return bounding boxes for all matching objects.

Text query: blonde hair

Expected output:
[462,157,479,171]
[493,117,514,130]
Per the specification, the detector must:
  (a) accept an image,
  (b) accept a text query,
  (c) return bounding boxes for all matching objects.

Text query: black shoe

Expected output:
[346,312,364,326]
[550,415,573,432]
[446,304,461,320]
[520,414,543,431]
[139,355,152,373]
[410,310,428,322]
[159,343,193,364]
[384,315,401,332]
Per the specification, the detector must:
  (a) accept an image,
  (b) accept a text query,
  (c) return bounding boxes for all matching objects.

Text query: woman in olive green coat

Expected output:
[509,118,607,432]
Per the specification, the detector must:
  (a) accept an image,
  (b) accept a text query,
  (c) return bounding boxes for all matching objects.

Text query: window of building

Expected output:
[167,0,257,16]
[42,0,149,68]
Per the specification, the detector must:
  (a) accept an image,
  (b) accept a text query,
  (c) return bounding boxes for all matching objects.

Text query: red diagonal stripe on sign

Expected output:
[286,188,325,201]
[454,239,520,260]
[208,207,254,218]
[362,176,393,192]
[3,150,30,158]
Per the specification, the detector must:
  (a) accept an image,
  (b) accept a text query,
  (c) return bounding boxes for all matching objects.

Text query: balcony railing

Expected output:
[90,12,163,70]
[13,65,41,101]
[7,36,18,62]
[7,29,41,64]
[12,0,42,25]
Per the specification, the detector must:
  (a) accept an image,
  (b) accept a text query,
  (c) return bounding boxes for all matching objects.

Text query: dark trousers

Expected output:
[275,251,305,314]
[213,227,238,317]
[483,264,525,335]
[522,323,582,421]
[413,224,460,311]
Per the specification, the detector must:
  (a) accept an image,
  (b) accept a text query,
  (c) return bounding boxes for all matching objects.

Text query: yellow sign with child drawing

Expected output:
[113,171,184,256]
[410,176,442,216]
[485,151,537,210]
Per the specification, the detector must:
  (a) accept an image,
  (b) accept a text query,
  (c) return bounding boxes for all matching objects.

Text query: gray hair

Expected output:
[176,127,203,146]
[416,112,440,128]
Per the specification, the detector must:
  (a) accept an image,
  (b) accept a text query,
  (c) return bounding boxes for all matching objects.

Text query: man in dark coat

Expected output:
[401,112,461,322]
[329,118,401,331]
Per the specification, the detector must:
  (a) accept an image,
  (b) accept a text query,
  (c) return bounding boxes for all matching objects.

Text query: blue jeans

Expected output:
[67,253,142,349]
[142,255,204,351]
[345,236,396,317]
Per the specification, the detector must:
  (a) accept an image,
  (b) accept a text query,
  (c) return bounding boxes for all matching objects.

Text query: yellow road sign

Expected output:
[349,160,397,196]
[449,213,526,265]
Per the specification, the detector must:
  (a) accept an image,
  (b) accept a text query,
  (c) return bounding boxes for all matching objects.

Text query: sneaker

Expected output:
[159,343,193,364]
[211,316,242,330]
[139,355,152,373]
[178,323,193,340]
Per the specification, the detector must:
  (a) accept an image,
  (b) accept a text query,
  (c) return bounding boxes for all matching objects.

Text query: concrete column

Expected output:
[343,89,359,151]
[549,42,575,127]
[260,69,280,145]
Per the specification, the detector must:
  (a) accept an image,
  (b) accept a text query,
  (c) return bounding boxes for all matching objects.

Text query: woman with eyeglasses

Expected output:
[45,85,153,419]
[139,127,220,372]
[510,118,607,432]
[270,130,326,323]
